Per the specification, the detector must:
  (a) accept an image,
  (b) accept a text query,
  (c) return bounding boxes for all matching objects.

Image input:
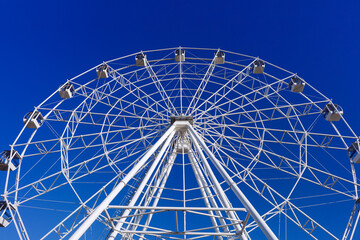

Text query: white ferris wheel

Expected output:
[1,47,360,240]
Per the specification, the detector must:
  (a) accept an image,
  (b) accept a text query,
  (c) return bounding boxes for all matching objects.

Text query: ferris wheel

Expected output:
[1,47,360,240]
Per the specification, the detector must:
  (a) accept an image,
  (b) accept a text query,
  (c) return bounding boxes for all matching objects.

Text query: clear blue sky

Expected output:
[1,0,359,136]
[0,0,360,239]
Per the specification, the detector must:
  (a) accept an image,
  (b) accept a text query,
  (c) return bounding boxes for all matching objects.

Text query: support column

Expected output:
[350,209,360,240]
[188,125,278,240]
[108,130,176,240]
[137,152,177,240]
[69,125,176,240]
[188,151,242,238]
[189,136,247,240]
[188,151,223,240]
[118,153,177,240]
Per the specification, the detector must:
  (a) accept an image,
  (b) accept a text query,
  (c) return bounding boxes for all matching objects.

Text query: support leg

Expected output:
[189,138,247,240]
[108,130,176,239]
[138,152,177,240]
[188,151,223,240]
[189,125,277,240]
[69,125,176,240]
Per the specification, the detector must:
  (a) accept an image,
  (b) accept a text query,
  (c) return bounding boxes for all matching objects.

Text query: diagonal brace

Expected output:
[188,124,278,240]
[68,124,176,240]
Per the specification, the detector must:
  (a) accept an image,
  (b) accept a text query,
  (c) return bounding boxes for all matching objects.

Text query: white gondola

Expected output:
[135,53,147,66]
[23,111,44,129]
[96,64,109,78]
[322,103,343,121]
[214,51,225,64]
[59,83,75,99]
[0,150,20,171]
[175,49,185,62]
[289,76,305,93]
[0,201,14,227]
[348,142,360,163]
[252,60,265,74]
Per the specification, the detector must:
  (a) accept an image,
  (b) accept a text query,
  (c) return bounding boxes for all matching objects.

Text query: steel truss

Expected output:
[1,47,359,240]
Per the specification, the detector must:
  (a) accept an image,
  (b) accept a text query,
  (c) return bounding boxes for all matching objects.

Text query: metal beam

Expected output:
[188,151,223,240]
[68,124,176,240]
[108,206,247,211]
[190,136,248,240]
[188,124,278,240]
[107,130,175,239]
[137,152,177,240]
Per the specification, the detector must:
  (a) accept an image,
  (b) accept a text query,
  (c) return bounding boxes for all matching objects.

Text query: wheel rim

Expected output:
[2,47,359,239]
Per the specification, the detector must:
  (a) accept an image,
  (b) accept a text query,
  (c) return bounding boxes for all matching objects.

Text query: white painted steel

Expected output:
[190,144,248,240]
[107,130,176,239]
[69,125,175,240]
[187,151,233,236]
[137,152,177,240]
[189,124,278,240]
[188,151,224,240]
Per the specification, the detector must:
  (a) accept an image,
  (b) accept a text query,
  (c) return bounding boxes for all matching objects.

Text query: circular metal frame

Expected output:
[1,47,360,240]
